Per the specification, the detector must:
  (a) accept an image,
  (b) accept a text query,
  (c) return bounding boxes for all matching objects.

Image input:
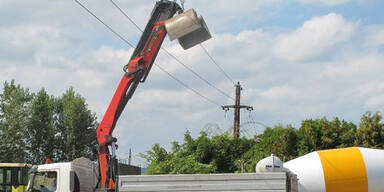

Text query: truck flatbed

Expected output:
[118,172,298,192]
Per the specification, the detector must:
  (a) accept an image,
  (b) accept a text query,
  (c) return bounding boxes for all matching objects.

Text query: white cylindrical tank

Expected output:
[255,154,283,173]
[284,147,384,192]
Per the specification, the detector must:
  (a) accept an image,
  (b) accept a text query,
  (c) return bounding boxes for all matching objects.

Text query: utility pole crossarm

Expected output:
[222,105,253,110]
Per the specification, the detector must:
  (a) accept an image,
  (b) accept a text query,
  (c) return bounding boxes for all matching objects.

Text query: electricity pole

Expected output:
[128,148,132,165]
[222,82,253,139]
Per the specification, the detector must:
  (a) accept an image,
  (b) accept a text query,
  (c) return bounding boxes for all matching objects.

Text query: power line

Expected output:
[109,0,235,101]
[74,0,221,107]
[160,47,235,101]
[199,44,235,85]
[154,64,222,106]
[150,0,235,86]
[154,0,236,86]
[173,0,236,86]
[74,0,134,48]
[109,0,142,32]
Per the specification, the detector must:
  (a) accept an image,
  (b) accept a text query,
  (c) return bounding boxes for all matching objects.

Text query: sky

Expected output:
[0,0,383,166]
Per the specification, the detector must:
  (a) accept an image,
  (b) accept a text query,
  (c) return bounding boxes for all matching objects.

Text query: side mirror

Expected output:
[165,9,211,49]
[29,165,38,174]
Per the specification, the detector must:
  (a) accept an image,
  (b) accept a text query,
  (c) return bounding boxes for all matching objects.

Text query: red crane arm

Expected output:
[97,21,166,147]
[95,1,181,190]
[97,22,166,189]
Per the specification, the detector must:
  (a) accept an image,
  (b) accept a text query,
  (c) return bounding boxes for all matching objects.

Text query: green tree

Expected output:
[143,131,254,174]
[209,133,253,173]
[142,114,382,175]
[297,118,356,155]
[55,87,97,161]
[298,118,327,154]
[27,88,56,164]
[355,112,384,148]
[0,81,98,163]
[143,143,216,174]
[242,125,298,172]
[0,80,33,163]
[337,120,357,148]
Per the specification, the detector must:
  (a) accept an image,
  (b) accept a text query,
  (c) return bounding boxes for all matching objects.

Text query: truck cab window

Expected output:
[30,171,57,192]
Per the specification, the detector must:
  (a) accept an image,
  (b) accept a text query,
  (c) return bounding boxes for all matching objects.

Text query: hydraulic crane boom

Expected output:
[95,0,211,190]
[96,1,181,190]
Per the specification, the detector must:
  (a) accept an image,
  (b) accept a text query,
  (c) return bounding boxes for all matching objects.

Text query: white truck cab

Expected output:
[26,158,97,192]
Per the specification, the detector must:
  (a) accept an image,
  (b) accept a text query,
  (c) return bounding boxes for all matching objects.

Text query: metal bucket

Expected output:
[165,9,211,49]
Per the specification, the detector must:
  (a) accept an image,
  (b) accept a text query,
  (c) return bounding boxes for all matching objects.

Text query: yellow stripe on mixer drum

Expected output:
[318,147,368,192]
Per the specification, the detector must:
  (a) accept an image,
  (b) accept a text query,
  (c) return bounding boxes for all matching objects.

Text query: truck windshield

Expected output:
[29,171,57,192]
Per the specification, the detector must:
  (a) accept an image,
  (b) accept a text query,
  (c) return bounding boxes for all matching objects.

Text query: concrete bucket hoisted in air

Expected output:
[165,9,211,49]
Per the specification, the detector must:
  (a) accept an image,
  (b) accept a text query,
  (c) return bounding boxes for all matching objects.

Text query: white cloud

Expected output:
[366,95,384,108]
[323,52,384,78]
[190,0,282,13]
[250,85,328,118]
[0,24,60,46]
[185,0,283,32]
[274,13,357,61]
[0,24,62,61]
[365,25,384,47]
[298,0,351,6]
